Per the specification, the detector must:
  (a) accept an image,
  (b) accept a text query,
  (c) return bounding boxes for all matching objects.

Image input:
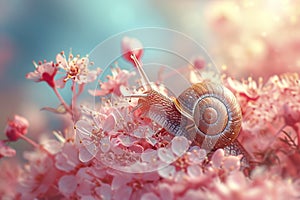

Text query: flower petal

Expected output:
[171,136,189,156]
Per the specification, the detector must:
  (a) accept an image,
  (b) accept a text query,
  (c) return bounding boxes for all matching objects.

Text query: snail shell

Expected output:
[176,81,242,150]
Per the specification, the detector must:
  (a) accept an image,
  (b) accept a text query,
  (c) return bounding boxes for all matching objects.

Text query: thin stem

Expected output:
[71,81,78,121]
[52,87,72,114]
[72,81,77,110]
[18,133,40,149]
[17,133,52,156]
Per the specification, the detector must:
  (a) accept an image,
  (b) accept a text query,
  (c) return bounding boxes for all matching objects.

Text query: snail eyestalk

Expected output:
[130,54,152,91]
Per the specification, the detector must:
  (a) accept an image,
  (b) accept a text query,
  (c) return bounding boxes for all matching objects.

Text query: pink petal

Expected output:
[128,144,144,153]
[86,70,98,82]
[26,71,40,81]
[95,184,112,200]
[78,144,97,162]
[141,149,158,163]
[158,147,175,163]
[171,136,189,156]
[103,115,115,132]
[192,56,206,70]
[55,153,74,172]
[158,165,176,179]
[88,89,109,96]
[56,53,68,68]
[226,171,247,191]
[75,120,93,143]
[157,183,174,200]
[121,37,143,64]
[58,175,77,197]
[211,149,225,168]
[55,76,66,88]
[223,155,241,171]
[0,141,16,158]
[188,146,207,164]
[141,193,160,200]
[187,165,202,178]
[100,137,111,153]
[117,135,136,147]
[113,185,132,200]
[112,175,131,190]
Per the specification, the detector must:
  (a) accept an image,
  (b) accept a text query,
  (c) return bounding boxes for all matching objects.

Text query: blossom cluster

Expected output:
[0,35,299,200]
[206,0,300,79]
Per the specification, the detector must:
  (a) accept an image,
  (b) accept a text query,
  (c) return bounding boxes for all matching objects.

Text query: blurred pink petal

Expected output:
[141,192,160,200]
[121,36,143,65]
[58,175,77,197]
[0,140,16,158]
[223,155,241,171]
[95,184,112,200]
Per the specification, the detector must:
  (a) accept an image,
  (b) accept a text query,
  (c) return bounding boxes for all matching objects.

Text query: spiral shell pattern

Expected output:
[177,81,242,149]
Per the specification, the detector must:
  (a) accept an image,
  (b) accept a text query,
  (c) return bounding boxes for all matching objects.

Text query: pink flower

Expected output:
[211,149,241,172]
[56,51,99,87]
[206,1,300,79]
[5,115,29,141]
[89,67,135,96]
[157,140,206,182]
[17,151,58,199]
[0,140,16,158]
[55,142,81,172]
[192,56,206,70]
[0,160,21,199]
[227,76,263,100]
[26,61,57,88]
[75,112,115,162]
[121,36,143,65]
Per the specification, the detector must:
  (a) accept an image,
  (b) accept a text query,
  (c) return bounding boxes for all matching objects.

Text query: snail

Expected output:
[128,54,243,152]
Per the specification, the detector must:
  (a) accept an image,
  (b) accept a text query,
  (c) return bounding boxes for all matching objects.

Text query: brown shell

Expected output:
[177,81,242,150]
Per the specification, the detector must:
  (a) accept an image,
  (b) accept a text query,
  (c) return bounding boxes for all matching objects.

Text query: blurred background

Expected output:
[1,0,300,144]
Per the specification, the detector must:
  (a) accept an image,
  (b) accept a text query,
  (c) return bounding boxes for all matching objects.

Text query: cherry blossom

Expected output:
[56,51,99,87]
[17,151,59,199]
[26,61,57,88]
[206,0,300,79]
[75,110,116,162]
[0,160,21,199]
[89,67,135,96]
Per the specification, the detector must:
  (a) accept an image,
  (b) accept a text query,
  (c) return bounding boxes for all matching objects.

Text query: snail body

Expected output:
[129,54,242,151]
[136,81,242,150]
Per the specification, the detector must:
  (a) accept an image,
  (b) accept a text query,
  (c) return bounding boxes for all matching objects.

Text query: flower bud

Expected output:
[121,36,143,66]
[5,115,29,141]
